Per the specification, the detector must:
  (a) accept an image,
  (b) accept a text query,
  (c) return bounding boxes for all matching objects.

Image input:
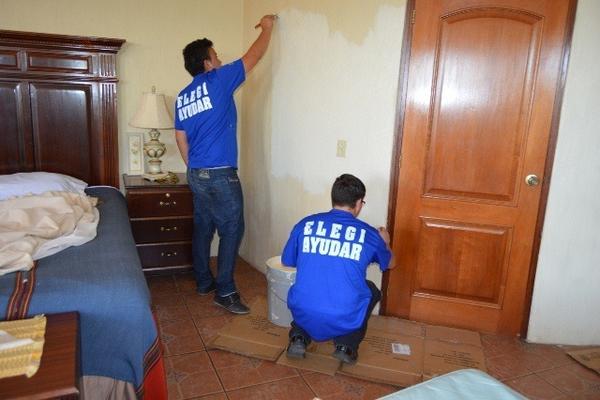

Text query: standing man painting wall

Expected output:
[175,15,277,314]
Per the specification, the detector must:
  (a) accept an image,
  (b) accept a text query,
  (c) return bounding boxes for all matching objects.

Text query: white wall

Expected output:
[239,0,407,300]
[527,0,600,345]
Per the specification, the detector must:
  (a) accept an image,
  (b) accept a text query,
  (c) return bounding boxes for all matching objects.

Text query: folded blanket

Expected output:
[0,191,99,275]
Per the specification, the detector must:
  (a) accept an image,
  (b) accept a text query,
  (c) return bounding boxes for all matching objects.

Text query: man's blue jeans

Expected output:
[187,167,244,297]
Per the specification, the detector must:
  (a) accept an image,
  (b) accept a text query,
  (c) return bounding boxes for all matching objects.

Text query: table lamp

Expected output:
[129,86,173,180]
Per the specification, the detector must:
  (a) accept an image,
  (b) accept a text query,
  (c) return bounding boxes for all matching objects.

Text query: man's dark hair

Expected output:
[183,38,213,76]
[331,174,366,208]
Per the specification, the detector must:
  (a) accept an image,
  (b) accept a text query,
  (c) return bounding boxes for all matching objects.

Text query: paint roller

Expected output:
[254,14,279,29]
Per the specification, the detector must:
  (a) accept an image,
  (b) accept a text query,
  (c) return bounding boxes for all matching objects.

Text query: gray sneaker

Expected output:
[286,336,307,359]
[332,344,358,365]
[213,293,250,314]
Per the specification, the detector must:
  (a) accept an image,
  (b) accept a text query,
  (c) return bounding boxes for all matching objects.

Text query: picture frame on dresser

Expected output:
[123,173,194,273]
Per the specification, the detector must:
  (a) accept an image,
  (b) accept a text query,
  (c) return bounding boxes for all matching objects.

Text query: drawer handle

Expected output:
[160,226,178,232]
[159,201,177,206]
[161,251,178,257]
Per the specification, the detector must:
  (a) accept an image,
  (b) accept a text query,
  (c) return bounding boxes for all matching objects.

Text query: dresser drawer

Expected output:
[127,191,193,218]
[131,217,193,243]
[137,242,193,268]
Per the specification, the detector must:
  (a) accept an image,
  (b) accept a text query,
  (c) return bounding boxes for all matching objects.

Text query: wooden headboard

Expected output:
[0,30,125,187]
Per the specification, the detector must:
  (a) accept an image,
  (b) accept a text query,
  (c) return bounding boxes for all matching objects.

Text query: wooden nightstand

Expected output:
[0,312,79,399]
[123,173,194,273]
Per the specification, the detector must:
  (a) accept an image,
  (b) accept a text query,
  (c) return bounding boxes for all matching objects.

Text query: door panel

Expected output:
[385,0,573,334]
[414,218,511,305]
[424,8,542,203]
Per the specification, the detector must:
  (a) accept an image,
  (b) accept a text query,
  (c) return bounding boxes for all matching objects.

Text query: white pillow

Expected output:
[0,172,88,201]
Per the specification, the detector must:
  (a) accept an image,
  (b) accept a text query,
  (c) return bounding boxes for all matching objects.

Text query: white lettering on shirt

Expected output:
[316,221,327,237]
[176,83,214,123]
[345,226,356,241]
[299,219,365,261]
[304,221,314,235]
[330,223,342,239]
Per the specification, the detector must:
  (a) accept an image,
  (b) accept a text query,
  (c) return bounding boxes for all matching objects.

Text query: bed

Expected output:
[377,369,526,400]
[0,30,167,399]
[0,185,166,398]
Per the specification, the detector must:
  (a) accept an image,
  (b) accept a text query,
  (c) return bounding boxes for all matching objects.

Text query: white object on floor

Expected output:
[377,369,527,400]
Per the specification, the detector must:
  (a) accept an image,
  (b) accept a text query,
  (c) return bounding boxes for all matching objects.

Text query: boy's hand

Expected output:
[378,227,391,246]
[255,14,278,30]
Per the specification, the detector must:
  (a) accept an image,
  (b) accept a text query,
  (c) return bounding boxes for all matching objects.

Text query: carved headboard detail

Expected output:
[0,30,125,187]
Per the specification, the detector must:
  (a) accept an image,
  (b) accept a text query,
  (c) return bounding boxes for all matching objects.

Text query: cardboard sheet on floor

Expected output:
[206,297,288,361]
[339,331,424,387]
[422,325,486,380]
[209,296,486,387]
[567,347,600,375]
[276,341,341,376]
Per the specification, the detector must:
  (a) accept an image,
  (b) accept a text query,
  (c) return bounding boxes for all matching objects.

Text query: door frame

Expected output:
[381,0,579,337]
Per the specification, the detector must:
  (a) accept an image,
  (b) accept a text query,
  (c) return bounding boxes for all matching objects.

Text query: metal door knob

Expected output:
[525,174,540,187]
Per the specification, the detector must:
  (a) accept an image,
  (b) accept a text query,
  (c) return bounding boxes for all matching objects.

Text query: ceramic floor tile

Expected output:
[193,314,234,345]
[504,374,567,400]
[208,349,299,390]
[154,304,192,323]
[481,333,524,358]
[184,293,232,319]
[174,272,198,293]
[236,271,267,289]
[303,372,399,400]
[189,393,228,400]
[521,342,576,368]
[161,318,205,356]
[237,284,268,305]
[166,351,224,399]
[227,376,316,400]
[509,348,559,373]
[152,293,187,308]
[486,352,533,381]
[146,274,178,295]
[538,363,600,396]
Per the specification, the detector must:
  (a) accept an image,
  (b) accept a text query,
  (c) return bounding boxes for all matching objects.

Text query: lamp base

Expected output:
[142,172,169,182]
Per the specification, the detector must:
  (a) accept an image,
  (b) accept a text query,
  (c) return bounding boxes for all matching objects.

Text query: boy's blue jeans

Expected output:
[187,167,244,297]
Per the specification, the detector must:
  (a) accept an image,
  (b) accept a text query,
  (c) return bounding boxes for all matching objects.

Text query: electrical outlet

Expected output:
[336,139,347,158]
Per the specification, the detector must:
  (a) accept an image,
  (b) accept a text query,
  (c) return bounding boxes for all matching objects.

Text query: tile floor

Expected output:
[147,259,600,400]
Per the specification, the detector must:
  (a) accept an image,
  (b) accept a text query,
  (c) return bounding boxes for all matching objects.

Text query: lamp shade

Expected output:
[129,91,173,129]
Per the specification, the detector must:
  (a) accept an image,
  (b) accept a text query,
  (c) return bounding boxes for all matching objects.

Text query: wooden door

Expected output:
[384,0,575,334]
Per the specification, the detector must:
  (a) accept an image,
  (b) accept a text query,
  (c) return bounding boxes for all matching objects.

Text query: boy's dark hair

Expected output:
[331,174,366,208]
[183,38,213,76]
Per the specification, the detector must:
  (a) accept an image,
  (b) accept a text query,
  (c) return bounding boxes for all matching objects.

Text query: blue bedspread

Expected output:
[0,187,157,389]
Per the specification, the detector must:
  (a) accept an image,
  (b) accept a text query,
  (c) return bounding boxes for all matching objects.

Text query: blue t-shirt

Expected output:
[281,209,392,341]
[174,59,245,168]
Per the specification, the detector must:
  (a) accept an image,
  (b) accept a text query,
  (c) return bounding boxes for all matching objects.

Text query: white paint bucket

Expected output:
[266,256,296,327]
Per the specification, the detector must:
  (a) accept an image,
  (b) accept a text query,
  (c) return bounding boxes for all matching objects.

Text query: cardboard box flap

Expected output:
[206,297,288,361]
[567,347,600,374]
[369,315,426,338]
[425,324,482,348]
[277,341,341,376]
[423,339,486,379]
[339,362,422,387]
[208,334,284,361]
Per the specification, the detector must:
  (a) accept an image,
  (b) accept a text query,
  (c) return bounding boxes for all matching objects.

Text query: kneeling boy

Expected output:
[281,174,395,364]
